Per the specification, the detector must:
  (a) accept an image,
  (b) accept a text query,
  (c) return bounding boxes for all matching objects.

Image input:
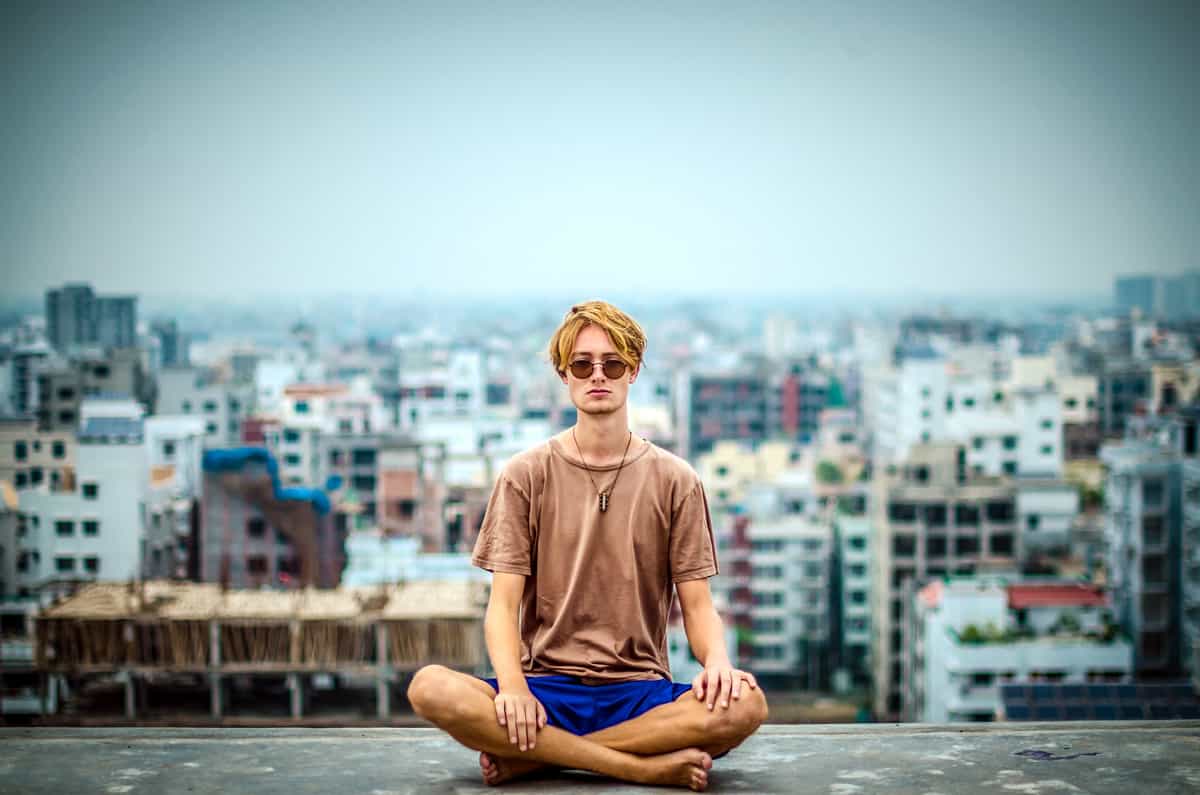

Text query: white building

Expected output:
[907,578,1133,723]
[341,532,489,586]
[1016,479,1080,555]
[156,367,254,448]
[16,414,145,590]
[836,515,872,687]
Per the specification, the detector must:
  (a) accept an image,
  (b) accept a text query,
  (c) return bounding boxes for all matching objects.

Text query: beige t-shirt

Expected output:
[471,436,718,683]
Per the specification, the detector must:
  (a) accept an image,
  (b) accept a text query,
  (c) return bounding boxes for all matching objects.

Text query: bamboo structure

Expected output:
[33,579,488,719]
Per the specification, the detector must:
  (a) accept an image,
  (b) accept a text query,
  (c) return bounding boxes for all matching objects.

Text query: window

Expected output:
[753,565,784,578]
[247,555,268,575]
[1002,461,1018,476]
[228,398,241,413]
[162,441,175,457]
[284,453,302,466]
[1026,514,1040,531]
[353,475,376,492]
[1143,480,1165,507]
[848,564,867,578]
[83,520,99,536]
[924,503,947,526]
[295,400,310,414]
[352,449,377,467]
[804,563,822,578]
[51,441,66,459]
[55,556,75,573]
[946,397,955,412]
[972,436,984,450]
[892,535,916,557]
[1064,397,1078,409]
[58,410,75,425]
[93,365,110,378]
[182,400,192,413]
[283,428,302,443]
[751,540,784,553]
[1002,436,1018,450]
[30,468,42,485]
[986,501,1015,522]
[203,400,218,413]
[246,517,267,538]
[82,482,99,499]
[888,502,917,522]
[15,471,27,487]
[994,390,1004,403]
[752,591,784,606]
[55,520,74,537]
[990,533,1015,556]
[926,536,947,557]
[715,465,729,477]
[206,422,218,434]
[1040,419,1053,430]
[848,537,867,551]
[1040,445,1053,455]
[955,504,980,526]
[963,397,976,408]
[753,618,783,633]
[955,536,979,555]
[84,557,99,574]
[14,441,27,461]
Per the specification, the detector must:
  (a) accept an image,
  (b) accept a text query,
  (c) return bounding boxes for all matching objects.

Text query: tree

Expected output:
[816,460,844,484]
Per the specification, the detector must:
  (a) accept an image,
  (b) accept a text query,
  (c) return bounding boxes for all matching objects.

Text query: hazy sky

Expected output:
[2,0,1198,300]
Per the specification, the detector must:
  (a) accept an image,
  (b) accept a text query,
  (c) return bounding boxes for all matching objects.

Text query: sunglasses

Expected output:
[568,358,629,379]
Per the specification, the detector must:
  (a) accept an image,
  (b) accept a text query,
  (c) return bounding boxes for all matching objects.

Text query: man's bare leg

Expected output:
[408,665,714,791]
[410,667,767,785]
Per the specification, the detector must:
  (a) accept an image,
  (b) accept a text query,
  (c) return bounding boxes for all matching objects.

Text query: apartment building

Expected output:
[157,367,255,448]
[1102,440,1190,678]
[0,417,74,492]
[905,578,1132,722]
[870,442,1020,720]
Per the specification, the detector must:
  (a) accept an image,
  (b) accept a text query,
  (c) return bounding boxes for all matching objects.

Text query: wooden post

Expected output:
[124,670,136,719]
[209,620,222,718]
[290,619,301,664]
[287,673,302,720]
[376,622,390,719]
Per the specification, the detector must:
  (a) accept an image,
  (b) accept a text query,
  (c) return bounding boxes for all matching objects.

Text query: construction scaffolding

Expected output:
[33,579,487,720]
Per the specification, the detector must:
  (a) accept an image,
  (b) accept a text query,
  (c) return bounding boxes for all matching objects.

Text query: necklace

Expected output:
[572,428,633,513]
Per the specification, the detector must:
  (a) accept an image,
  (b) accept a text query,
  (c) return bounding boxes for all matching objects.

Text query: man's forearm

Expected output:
[682,604,731,666]
[484,601,528,691]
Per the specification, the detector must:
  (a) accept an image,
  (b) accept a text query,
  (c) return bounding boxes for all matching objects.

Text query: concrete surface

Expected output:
[1,722,1199,794]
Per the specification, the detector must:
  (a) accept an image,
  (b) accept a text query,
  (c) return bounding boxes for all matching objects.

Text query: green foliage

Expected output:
[816,460,844,484]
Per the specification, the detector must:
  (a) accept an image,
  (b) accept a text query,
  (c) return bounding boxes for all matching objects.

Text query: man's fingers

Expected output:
[505,701,518,745]
[524,702,537,749]
[517,706,529,750]
[495,698,506,726]
[732,674,743,700]
[743,671,759,689]
[692,673,704,700]
[706,670,718,709]
[721,670,733,707]
[537,700,547,729]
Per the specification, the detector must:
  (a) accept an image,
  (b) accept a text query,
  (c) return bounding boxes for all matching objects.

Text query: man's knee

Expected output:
[407,664,453,721]
[705,687,768,740]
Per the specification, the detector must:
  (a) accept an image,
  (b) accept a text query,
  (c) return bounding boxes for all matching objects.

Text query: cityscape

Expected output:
[1,275,1198,727]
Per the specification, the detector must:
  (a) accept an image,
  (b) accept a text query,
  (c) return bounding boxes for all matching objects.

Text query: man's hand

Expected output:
[493,688,547,751]
[691,661,758,711]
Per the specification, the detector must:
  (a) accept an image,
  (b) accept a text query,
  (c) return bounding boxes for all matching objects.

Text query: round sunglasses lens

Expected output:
[602,360,627,378]
[569,361,593,378]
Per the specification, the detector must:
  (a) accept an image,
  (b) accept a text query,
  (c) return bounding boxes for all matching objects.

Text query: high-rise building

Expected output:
[45,284,137,353]
[1115,275,1162,317]
[870,442,1020,720]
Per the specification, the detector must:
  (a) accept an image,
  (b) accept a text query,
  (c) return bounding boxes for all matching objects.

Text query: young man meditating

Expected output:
[407,300,767,791]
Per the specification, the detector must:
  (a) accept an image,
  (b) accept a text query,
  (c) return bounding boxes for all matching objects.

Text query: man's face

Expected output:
[560,324,638,416]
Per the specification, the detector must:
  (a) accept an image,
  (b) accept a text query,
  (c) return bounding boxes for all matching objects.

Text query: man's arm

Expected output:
[485,571,546,750]
[676,577,758,710]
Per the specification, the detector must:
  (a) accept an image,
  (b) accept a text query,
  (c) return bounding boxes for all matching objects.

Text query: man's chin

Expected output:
[575,403,619,416]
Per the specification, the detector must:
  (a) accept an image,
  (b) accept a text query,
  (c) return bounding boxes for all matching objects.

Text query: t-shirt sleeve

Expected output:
[471,472,533,576]
[669,480,719,582]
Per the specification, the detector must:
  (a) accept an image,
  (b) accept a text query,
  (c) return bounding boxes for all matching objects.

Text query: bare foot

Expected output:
[637,748,713,791]
[478,751,545,786]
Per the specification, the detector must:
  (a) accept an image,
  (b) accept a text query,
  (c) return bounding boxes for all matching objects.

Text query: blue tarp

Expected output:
[202,447,332,515]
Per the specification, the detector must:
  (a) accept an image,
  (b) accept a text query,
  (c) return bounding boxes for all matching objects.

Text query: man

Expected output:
[408,300,767,791]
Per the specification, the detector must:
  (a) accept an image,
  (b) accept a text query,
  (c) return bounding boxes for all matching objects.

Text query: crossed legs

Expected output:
[407,665,768,790]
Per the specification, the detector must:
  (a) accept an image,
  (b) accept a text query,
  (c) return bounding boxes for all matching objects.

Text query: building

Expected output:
[14,411,146,593]
[740,514,833,689]
[834,514,872,688]
[906,578,1132,723]
[35,347,154,431]
[199,448,340,588]
[674,368,769,460]
[341,532,488,586]
[1101,441,1188,679]
[870,442,1020,720]
[45,284,137,353]
[0,417,74,492]
[156,367,255,448]
[1097,360,1152,438]
[141,416,206,580]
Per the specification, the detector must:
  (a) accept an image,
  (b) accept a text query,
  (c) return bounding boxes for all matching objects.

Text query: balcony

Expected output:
[2,723,1199,793]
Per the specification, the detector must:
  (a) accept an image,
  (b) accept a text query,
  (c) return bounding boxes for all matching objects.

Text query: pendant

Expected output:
[599,492,609,513]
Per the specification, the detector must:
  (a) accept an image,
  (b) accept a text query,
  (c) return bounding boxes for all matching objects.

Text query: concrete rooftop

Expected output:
[2,722,1199,794]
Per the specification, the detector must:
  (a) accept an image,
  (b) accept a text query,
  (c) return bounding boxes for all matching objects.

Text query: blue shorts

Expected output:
[479,674,693,736]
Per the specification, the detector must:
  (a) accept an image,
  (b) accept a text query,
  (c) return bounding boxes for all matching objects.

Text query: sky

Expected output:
[2,0,1198,301]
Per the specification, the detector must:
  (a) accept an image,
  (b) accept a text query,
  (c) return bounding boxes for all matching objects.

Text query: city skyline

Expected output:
[3,1,1198,300]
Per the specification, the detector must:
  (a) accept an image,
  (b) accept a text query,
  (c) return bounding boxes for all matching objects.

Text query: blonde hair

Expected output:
[548,300,647,376]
